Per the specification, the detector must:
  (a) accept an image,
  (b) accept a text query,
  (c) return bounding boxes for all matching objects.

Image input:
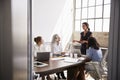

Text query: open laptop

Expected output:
[37,52,50,62]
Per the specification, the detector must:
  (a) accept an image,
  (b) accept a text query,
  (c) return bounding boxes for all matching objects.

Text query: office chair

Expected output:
[66,42,81,56]
[85,49,108,80]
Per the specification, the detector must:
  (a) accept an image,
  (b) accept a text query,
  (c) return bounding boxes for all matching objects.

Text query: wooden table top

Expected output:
[34,58,84,75]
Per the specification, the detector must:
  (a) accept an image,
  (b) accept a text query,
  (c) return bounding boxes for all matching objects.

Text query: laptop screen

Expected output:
[37,52,50,62]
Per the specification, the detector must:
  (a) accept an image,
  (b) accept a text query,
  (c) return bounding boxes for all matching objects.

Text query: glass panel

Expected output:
[104,5,110,18]
[104,0,111,4]
[88,19,94,31]
[88,7,95,18]
[75,21,80,31]
[76,0,81,8]
[103,19,110,32]
[75,9,81,19]
[81,20,87,31]
[88,0,95,6]
[96,6,102,18]
[95,19,102,32]
[82,0,88,7]
[82,8,87,19]
[96,0,103,5]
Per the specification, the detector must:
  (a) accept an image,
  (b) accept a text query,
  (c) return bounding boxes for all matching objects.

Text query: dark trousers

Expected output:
[56,71,65,78]
[80,44,87,55]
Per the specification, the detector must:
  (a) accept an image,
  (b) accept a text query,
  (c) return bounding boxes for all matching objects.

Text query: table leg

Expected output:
[67,65,85,80]
[67,66,79,80]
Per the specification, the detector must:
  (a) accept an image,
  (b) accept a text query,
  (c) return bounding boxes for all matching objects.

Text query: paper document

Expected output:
[51,57,65,60]
[64,57,85,63]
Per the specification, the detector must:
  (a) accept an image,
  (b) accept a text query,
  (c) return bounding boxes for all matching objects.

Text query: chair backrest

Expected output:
[67,42,82,57]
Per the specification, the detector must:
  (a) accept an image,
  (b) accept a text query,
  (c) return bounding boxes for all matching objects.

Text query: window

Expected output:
[75,0,111,32]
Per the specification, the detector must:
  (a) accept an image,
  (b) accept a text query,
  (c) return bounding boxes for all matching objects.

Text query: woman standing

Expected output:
[73,22,92,55]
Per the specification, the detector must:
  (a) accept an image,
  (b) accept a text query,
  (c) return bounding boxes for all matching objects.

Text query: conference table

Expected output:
[34,57,85,80]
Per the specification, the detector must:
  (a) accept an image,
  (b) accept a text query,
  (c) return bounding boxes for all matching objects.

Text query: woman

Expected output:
[73,22,92,55]
[86,37,103,62]
[33,36,51,80]
[33,36,46,57]
[51,34,66,79]
[77,37,103,80]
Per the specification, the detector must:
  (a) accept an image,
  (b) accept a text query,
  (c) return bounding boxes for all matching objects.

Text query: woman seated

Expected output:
[51,34,66,79]
[77,37,103,80]
[33,36,51,80]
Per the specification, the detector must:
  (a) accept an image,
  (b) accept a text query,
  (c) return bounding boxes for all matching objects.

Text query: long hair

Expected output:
[51,34,59,43]
[51,34,59,53]
[87,37,100,50]
[82,22,90,31]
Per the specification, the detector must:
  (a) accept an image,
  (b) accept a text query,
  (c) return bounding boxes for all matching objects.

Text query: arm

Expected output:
[82,48,92,62]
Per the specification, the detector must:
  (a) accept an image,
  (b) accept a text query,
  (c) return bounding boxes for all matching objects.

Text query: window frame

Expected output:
[74,0,111,32]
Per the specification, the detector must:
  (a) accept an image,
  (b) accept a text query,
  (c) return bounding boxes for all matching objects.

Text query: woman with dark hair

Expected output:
[73,22,92,55]
[76,37,102,80]
[33,36,51,80]
[33,36,45,57]
[86,37,102,62]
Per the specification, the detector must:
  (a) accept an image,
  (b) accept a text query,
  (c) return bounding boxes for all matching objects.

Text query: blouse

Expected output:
[33,44,46,57]
[86,47,103,62]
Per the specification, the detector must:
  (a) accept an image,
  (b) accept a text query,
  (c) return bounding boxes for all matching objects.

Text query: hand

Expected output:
[81,40,87,44]
[73,40,77,42]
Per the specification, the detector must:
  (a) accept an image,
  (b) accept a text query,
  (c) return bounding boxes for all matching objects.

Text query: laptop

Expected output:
[37,52,50,62]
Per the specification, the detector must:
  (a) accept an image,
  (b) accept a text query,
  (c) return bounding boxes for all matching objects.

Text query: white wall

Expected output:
[32,0,66,42]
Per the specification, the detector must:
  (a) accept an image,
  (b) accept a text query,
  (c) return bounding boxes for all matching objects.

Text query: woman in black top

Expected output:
[73,22,92,55]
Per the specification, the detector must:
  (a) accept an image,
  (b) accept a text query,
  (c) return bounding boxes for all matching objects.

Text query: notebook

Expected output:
[37,52,50,62]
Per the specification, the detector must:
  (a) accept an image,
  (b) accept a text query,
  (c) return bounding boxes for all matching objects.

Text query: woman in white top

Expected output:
[33,36,51,80]
[51,34,63,57]
[51,34,66,79]
[33,36,46,57]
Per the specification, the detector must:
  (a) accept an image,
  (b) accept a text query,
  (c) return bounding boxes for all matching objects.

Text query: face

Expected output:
[55,35,60,42]
[82,24,88,31]
[38,39,43,45]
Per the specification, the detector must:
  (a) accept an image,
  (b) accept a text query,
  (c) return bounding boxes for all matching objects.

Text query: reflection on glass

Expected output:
[89,0,95,6]
[76,0,81,8]
[104,0,111,4]
[82,0,88,7]
[82,8,87,19]
[103,19,110,32]
[81,20,87,31]
[75,9,81,19]
[88,7,95,18]
[95,19,102,32]
[96,0,103,5]
[96,6,102,18]
[88,19,94,31]
[104,5,110,18]
[75,21,80,31]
